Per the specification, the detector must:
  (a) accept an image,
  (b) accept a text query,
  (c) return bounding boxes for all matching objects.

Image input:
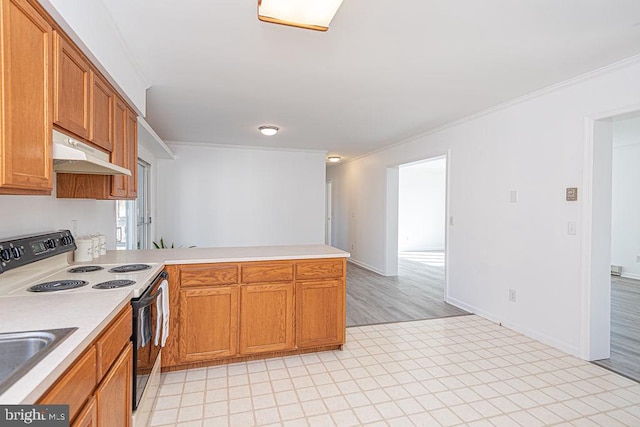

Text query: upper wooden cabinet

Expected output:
[0,0,53,195]
[126,108,137,198]
[110,96,128,198]
[53,31,90,140]
[89,71,114,152]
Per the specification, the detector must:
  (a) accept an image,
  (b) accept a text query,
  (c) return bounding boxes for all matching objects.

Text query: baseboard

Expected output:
[446,296,581,358]
[347,258,385,275]
[621,272,640,281]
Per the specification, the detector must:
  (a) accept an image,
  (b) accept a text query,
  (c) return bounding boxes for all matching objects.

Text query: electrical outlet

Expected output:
[509,289,517,302]
[351,244,354,251]
[636,255,640,263]
[71,219,78,237]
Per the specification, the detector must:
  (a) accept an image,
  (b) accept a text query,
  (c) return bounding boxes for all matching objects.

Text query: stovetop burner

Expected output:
[28,280,89,292]
[108,264,151,273]
[68,266,104,273]
[92,279,136,289]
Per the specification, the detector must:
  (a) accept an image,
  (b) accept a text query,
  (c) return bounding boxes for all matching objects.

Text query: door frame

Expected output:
[325,180,333,245]
[385,151,450,300]
[581,104,640,360]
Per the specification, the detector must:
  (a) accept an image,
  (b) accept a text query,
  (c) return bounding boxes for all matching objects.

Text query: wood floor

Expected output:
[593,275,640,382]
[346,251,468,327]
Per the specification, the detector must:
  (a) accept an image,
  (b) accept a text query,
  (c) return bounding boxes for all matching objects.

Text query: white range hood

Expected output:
[52,130,131,176]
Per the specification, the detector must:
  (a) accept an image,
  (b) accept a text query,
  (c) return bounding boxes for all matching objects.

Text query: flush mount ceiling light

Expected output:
[327,156,342,163]
[259,125,279,136]
[258,0,344,32]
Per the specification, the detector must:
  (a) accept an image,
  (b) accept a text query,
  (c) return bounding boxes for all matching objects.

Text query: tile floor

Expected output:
[150,315,640,426]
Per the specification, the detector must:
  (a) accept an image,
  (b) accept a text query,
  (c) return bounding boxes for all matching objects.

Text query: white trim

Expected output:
[580,118,595,360]
[621,272,640,281]
[347,258,386,276]
[138,117,175,159]
[446,297,581,357]
[166,140,327,155]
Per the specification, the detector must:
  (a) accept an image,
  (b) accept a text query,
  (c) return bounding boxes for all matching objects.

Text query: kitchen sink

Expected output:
[0,327,77,396]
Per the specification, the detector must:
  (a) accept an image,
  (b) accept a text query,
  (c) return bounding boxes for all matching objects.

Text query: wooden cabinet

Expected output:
[95,343,132,427]
[239,282,294,354]
[179,287,239,362]
[89,71,114,152]
[126,108,137,198]
[164,258,345,370]
[0,0,53,195]
[53,31,90,139]
[38,305,132,426]
[39,346,97,421]
[110,97,128,198]
[72,397,96,427]
[296,279,345,348]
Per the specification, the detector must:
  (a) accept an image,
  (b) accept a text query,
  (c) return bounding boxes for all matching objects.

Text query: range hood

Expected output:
[53,130,131,176]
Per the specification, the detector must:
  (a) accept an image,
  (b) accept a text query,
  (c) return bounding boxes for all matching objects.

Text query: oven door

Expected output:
[131,270,167,410]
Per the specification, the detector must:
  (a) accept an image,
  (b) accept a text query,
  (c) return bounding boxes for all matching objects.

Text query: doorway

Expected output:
[116,158,152,250]
[591,113,640,381]
[398,157,447,301]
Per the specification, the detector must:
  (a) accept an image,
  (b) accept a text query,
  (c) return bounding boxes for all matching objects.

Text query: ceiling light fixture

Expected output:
[259,125,279,136]
[258,0,344,32]
[327,156,342,163]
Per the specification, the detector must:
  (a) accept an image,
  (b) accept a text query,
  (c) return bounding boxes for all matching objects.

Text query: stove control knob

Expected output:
[11,247,21,260]
[63,236,73,246]
[45,239,57,249]
[0,248,10,262]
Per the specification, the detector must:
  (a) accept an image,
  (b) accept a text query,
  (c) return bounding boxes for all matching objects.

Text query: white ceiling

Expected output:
[102,0,640,160]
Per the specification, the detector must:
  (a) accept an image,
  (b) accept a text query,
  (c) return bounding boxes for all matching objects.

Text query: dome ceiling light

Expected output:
[327,156,342,163]
[257,0,344,32]
[259,125,279,136]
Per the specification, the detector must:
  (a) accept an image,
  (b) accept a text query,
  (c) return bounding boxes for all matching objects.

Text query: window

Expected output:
[116,159,152,250]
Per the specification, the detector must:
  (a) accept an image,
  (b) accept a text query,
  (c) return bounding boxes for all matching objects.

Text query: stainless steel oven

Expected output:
[131,270,167,415]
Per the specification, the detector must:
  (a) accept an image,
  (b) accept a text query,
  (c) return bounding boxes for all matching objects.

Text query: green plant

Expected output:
[153,237,174,249]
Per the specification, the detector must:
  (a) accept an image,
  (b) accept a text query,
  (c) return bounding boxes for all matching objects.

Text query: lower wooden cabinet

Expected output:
[72,396,96,427]
[164,258,346,370]
[179,286,238,362]
[296,279,345,348]
[239,282,294,354]
[95,343,132,427]
[38,305,132,426]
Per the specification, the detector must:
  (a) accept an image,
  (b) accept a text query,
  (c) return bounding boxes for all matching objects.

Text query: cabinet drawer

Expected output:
[296,259,344,280]
[96,305,132,378]
[180,264,239,287]
[39,346,97,421]
[241,262,293,284]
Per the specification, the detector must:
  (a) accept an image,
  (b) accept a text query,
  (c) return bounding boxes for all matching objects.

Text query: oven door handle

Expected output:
[132,287,162,309]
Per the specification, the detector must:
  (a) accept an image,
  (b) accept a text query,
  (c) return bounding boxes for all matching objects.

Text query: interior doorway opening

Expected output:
[398,156,447,301]
[590,111,640,382]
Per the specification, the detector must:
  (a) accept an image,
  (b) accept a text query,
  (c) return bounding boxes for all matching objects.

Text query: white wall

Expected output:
[327,56,640,358]
[0,185,116,248]
[398,158,446,252]
[157,144,326,248]
[611,116,640,279]
[40,0,148,114]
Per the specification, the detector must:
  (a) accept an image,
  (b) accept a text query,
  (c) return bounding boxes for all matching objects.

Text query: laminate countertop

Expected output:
[0,244,349,404]
[86,244,350,265]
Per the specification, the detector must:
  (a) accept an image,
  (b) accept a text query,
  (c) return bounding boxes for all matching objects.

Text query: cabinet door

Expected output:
[239,283,294,354]
[72,397,97,427]
[110,97,128,198]
[53,31,90,139]
[90,71,113,152]
[125,108,137,199]
[296,279,345,348]
[96,343,132,427]
[0,0,53,194]
[179,287,239,362]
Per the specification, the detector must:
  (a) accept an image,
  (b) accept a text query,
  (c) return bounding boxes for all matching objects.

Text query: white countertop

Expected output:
[86,244,350,265]
[0,244,349,404]
[0,291,131,403]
